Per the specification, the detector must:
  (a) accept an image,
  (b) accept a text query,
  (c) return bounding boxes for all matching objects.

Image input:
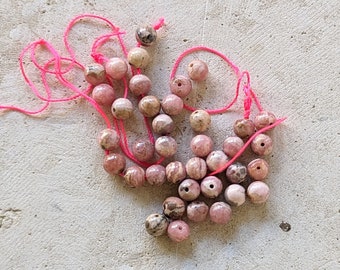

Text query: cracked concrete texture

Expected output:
[0,0,339,269]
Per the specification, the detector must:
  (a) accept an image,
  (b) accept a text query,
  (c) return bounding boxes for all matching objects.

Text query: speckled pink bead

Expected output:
[155,136,177,158]
[251,134,273,156]
[254,111,276,130]
[206,150,228,171]
[129,74,151,96]
[111,98,133,120]
[190,134,213,157]
[209,202,232,224]
[233,119,256,139]
[187,59,209,81]
[167,220,190,242]
[103,153,126,175]
[97,128,120,151]
[185,157,207,180]
[138,95,161,117]
[224,184,246,206]
[124,166,146,188]
[170,75,192,98]
[152,114,174,135]
[189,110,211,132]
[200,176,223,198]
[223,136,245,158]
[161,94,183,116]
[247,181,270,204]
[84,63,106,86]
[127,47,150,68]
[247,158,269,181]
[163,197,186,219]
[132,139,155,162]
[178,179,200,201]
[145,213,169,236]
[92,83,115,106]
[105,57,128,80]
[226,162,247,184]
[166,161,186,184]
[145,165,166,186]
[187,201,209,222]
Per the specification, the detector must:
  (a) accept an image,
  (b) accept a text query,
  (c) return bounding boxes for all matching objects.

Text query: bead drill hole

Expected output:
[178,226,182,230]
[184,187,189,192]
[261,143,265,147]
[257,166,261,170]
[177,82,182,87]
[209,184,214,189]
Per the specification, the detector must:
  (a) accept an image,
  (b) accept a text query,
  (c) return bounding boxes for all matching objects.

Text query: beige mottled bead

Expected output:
[190,134,213,157]
[224,184,246,206]
[247,158,269,181]
[124,166,145,188]
[169,75,192,98]
[155,136,177,158]
[145,165,166,186]
[84,63,106,86]
[152,114,174,135]
[105,57,128,80]
[189,110,211,132]
[223,136,245,158]
[132,139,155,162]
[178,179,200,201]
[206,150,228,171]
[247,181,270,204]
[145,213,169,236]
[92,83,115,106]
[111,98,133,120]
[163,196,185,220]
[254,111,276,130]
[251,134,273,156]
[186,201,209,222]
[166,161,186,184]
[187,59,209,81]
[129,74,152,96]
[138,95,161,117]
[233,119,256,139]
[97,128,120,151]
[185,157,207,180]
[127,47,150,68]
[161,94,183,116]
[103,153,126,175]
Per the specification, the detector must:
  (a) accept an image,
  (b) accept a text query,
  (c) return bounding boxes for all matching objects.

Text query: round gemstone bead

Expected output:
[166,161,186,184]
[224,184,246,206]
[169,75,192,98]
[167,220,190,242]
[161,94,183,116]
[84,63,106,86]
[129,74,152,96]
[190,134,213,157]
[189,110,211,132]
[247,158,269,181]
[185,157,207,180]
[152,114,174,135]
[187,201,209,222]
[155,136,177,158]
[223,136,245,158]
[145,213,169,236]
[97,128,120,151]
[226,162,247,184]
[254,111,276,130]
[206,150,228,171]
[138,95,161,117]
[127,47,150,68]
[132,139,155,162]
[136,25,157,46]
[187,59,208,81]
[178,179,200,201]
[103,153,126,175]
[105,57,128,80]
[209,202,232,224]
[233,119,256,139]
[247,181,270,204]
[251,134,273,156]
[163,197,185,220]
[111,98,133,120]
[124,166,146,187]
[92,83,115,106]
[200,176,223,198]
[145,165,166,186]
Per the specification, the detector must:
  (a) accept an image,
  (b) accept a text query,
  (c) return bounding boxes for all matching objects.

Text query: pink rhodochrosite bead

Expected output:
[138,95,161,117]
[223,136,244,158]
[209,202,232,224]
[132,139,155,162]
[155,136,177,158]
[187,201,209,222]
[185,157,207,180]
[206,150,228,171]
[129,74,152,96]
[97,128,120,151]
[233,119,256,139]
[254,111,276,130]
[200,176,223,199]
[146,165,166,186]
[224,184,246,206]
[187,59,208,81]
[152,114,175,135]
[105,57,128,80]
[166,161,186,184]
[190,110,211,132]
[124,166,145,188]
[226,162,247,184]
[167,220,190,242]
[111,98,133,120]
[190,134,213,157]
[178,179,200,201]
[127,47,150,68]
[247,181,270,204]
[103,153,126,175]
[163,197,186,220]
[84,63,106,86]
[247,158,269,181]
[170,75,192,98]
[161,94,184,116]
[251,134,273,156]
[92,83,115,106]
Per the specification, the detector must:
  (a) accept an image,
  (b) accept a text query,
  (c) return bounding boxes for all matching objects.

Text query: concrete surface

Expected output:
[0,0,339,269]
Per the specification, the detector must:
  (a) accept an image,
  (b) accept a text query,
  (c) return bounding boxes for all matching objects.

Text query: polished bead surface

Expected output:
[247,158,269,181]
[187,59,209,81]
[155,136,177,158]
[254,111,276,130]
[105,57,128,80]
[127,47,150,68]
[138,95,161,117]
[152,114,175,135]
[161,94,183,116]
[169,75,192,98]
[163,197,185,219]
[97,128,120,151]
[136,25,157,46]
[167,220,190,242]
[166,161,186,184]
[129,74,152,96]
[247,181,270,204]
[185,157,207,180]
[206,150,228,171]
[186,201,209,222]
[200,176,223,198]
[103,153,126,175]
[84,63,106,86]
[145,213,169,236]
[226,162,247,184]
[178,179,200,201]
[111,98,133,120]
[223,136,245,158]
[233,119,256,139]
[92,83,115,106]
[124,166,145,188]
[251,133,273,156]
[224,184,246,206]
[209,202,232,224]
[190,134,213,157]
[132,139,155,162]
[189,110,211,132]
[145,165,166,186]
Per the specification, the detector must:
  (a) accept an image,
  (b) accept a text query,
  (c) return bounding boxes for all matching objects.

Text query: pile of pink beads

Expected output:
[0,15,286,243]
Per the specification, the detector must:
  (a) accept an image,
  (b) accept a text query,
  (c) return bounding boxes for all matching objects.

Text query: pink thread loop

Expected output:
[153,18,165,30]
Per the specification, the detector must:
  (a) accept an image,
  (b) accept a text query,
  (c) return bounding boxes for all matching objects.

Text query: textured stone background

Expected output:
[0,0,339,269]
